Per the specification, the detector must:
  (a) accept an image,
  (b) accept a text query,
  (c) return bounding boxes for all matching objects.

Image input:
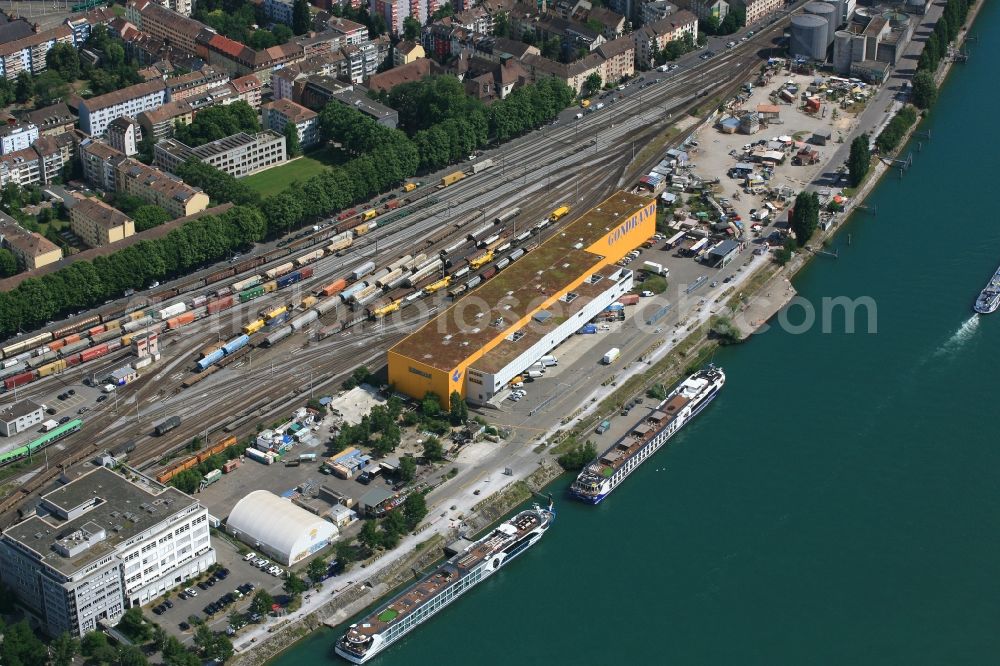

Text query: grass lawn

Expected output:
[242,156,331,197]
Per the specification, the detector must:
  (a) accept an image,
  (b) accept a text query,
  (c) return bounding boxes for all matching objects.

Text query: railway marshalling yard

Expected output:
[0,8,885,648]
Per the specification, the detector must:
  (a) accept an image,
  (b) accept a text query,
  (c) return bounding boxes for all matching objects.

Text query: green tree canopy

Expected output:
[293,0,313,34]
[582,72,602,97]
[911,70,938,109]
[402,16,421,40]
[398,455,417,483]
[173,101,260,147]
[847,134,870,187]
[46,42,81,81]
[283,121,302,157]
[790,191,820,247]
[0,248,17,277]
[422,436,445,461]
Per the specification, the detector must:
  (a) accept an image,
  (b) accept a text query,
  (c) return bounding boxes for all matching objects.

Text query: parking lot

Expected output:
[149,535,291,642]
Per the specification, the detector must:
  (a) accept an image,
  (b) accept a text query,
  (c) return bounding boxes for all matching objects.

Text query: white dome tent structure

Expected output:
[226,490,337,566]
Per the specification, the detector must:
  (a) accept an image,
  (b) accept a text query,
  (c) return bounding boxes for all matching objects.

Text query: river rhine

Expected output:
[273,4,1000,662]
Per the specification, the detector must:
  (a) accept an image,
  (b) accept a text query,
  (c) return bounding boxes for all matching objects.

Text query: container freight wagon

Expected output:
[296,249,323,266]
[265,263,295,280]
[326,232,353,253]
[196,349,223,370]
[155,302,187,320]
[207,296,235,314]
[471,158,494,174]
[245,447,273,464]
[318,278,348,297]
[550,205,571,221]
[264,326,293,346]
[439,171,466,188]
[232,276,262,292]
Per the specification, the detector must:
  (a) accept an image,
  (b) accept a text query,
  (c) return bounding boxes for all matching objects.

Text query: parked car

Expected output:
[96,395,107,402]
[184,587,198,597]
[153,606,165,615]
[164,600,173,609]
[244,552,257,562]
[179,622,190,631]
[197,582,209,590]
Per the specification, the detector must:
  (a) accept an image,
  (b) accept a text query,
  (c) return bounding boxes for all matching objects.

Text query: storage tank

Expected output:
[833,30,854,73]
[829,0,846,28]
[883,10,908,28]
[790,14,829,60]
[805,1,837,46]
[851,33,867,61]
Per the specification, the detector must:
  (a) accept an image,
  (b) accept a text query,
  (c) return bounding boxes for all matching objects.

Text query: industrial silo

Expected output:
[851,33,867,61]
[790,14,829,60]
[833,30,854,74]
[805,1,838,45]
[828,0,846,28]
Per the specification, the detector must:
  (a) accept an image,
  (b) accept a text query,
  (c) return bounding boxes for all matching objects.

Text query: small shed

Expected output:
[811,130,832,145]
[719,117,740,134]
[665,148,689,165]
[359,487,396,516]
[739,112,760,135]
[756,104,781,121]
[708,239,741,268]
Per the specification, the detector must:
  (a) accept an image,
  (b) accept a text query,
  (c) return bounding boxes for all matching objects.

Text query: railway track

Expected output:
[0,21,794,522]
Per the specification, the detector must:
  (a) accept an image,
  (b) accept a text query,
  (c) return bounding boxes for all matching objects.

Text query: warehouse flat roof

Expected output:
[3,467,198,577]
[391,191,650,371]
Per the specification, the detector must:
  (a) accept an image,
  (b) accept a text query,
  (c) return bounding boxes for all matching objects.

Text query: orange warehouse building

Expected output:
[388,191,656,407]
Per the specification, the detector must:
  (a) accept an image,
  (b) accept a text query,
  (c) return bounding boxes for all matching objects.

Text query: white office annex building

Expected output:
[226,490,337,565]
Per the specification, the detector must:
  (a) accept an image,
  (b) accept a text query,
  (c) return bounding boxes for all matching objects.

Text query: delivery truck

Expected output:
[602,347,620,364]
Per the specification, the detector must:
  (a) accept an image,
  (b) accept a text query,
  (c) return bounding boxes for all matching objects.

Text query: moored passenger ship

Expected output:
[334,503,555,663]
[570,366,725,504]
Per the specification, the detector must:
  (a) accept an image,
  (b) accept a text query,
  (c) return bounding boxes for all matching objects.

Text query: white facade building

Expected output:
[78,80,168,138]
[0,123,39,155]
[0,467,215,637]
[0,399,44,436]
[154,131,287,178]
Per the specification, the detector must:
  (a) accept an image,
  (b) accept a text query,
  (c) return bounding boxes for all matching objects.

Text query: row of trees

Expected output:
[173,101,261,148]
[655,33,698,66]
[875,105,917,154]
[912,0,973,109]
[847,134,870,187]
[790,191,820,247]
[0,206,266,337]
[176,159,261,207]
[193,0,301,50]
[702,5,746,36]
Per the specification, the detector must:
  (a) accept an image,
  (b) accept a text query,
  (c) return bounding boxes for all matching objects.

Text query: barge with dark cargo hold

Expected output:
[335,503,554,663]
[570,366,725,504]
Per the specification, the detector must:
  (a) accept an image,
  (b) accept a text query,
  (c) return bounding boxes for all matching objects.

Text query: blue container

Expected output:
[222,334,250,355]
[277,271,302,288]
[605,303,625,312]
[197,349,224,370]
[266,313,289,328]
[578,324,597,334]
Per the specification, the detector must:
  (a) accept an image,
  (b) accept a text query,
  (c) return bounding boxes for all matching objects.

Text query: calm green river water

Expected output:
[273,5,1000,662]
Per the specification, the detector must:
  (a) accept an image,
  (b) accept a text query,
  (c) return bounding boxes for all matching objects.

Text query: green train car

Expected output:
[239,286,265,303]
[0,419,82,467]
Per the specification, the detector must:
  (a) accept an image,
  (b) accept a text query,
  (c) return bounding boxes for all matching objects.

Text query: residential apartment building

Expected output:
[632,10,698,68]
[125,0,207,54]
[393,40,425,66]
[639,0,678,25]
[0,400,44,437]
[115,158,210,218]
[107,117,142,157]
[588,6,627,37]
[596,35,635,82]
[0,467,215,637]
[264,0,295,25]
[0,147,43,187]
[0,216,62,269]
[680,0,728,22]
[138,101,195,141]
[299,78,399,128]
[154,131,287,179]
[522,52,604,94]
[33,133,75,185]
[729,0,780,25]
[340,36,390,83]
[80,139,127,192]
[78,79,168,137]
[0,25,74,80]
[261,99,320,149]
[69,196,136,248]
[197,33,303,84]
[63,6,117,44]
[229,74,263,108]
[26,103,76,137]
[164,66,230,100]
[320,16,369,45]
[0,122,39,155]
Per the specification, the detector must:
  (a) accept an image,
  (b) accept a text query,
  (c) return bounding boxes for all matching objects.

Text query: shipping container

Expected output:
[264,326,293,346]
[58,340,89,356]
[326,233,353,253]
[318,324,340,340]
[4,370,35,389]
[299,267,314,279]
[262,280,278,294]
[276,271,302,288]
[314,298,338,315]
[350,284,379,303]
[223,458,241,473]
[245,448,272,464]
[207,295,235,314]
[299,452,317,461]
[319,278,348,297]
[472,158,494,174]
[351,261,376,282]
[618,294,640,306]
[156,302,187,320]
[202,469,222,486]
[243,319,265,335]
[222,335,250,355]
[439,171,465,187]
[602,347,621,364]
[266,312,288,328]
[80,344,110,363]
[509,248,526,262]
[239,286,265,303]
[167,312,197,329]
[300,295,318,309]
